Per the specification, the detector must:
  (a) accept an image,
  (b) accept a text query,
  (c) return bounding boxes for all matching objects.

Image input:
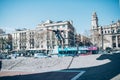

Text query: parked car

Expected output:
[0,54,11,59]
[106,47,112,53]
[34,53,48,58]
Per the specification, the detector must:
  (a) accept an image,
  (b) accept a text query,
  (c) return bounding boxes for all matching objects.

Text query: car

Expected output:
[0,54,11,59]
[34,53,48,58]
[106,47,112,53]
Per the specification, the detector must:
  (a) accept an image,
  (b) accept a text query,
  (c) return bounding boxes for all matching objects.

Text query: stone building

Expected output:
[34,20,75,54]
[91,12,120,50]
[12,28,28,51]
[12,20,75,54]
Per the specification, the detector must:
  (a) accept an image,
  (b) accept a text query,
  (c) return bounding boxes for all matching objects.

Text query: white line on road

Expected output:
[55,70,86,80]
[71,71,86,80]
[56,70,85,73]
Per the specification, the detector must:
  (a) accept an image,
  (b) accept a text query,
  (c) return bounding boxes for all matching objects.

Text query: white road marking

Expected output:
[56,70,84,73]
[71,71,85,80]
[55,70,86,80]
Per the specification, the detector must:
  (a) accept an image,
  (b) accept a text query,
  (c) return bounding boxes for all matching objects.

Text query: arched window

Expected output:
[105,30,107,34]
[111,30,115,34]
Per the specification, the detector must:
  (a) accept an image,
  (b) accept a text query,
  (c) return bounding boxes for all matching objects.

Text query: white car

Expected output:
[34,53,48,58]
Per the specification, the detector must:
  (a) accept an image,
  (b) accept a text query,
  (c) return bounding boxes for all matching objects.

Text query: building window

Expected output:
[117,29,120,33]
[108,30,110,33]
[41,41,43,44]
[41,45,43,48]
[62,25,65,28]
[52,41,54,44]
[112,36,116,41]
[105,30,106,34]
[53,45,54,49]
[112,30,115,34]
[118,36,120,47]
[113,43,116,48]
[118,44,120,47]
[64,34,66,38]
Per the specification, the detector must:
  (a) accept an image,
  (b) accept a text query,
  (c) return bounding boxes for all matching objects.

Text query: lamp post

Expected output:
[101,27,104,50]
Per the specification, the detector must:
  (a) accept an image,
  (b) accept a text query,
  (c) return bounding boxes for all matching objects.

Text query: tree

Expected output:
[0,37,7,52]
[83,30,92,46]
[0,35,12,53]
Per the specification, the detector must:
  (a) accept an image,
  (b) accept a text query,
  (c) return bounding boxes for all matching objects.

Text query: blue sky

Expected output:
[0,0,120,34]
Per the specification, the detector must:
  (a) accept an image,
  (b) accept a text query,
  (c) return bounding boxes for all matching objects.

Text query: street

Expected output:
[0,53,120,80]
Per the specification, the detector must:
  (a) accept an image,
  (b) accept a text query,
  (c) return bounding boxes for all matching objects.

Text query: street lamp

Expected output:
[101,27,104,50]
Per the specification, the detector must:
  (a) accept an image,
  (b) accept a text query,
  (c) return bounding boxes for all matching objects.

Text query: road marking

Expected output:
[56,70,84,73]
[55,70,86,80]
[71,71,85,80]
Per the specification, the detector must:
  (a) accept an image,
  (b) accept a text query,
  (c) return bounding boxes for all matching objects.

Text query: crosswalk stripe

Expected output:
[71,71,85,80]
[54,69,86,80]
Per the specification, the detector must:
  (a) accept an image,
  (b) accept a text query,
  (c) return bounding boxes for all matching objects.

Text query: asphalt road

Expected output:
[0,53,120,80]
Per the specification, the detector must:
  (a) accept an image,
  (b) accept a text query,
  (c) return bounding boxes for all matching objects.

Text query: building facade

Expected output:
[91,12,120,50]
[12,20,75,54]
[12,29,28,51]
[75,34,91,46]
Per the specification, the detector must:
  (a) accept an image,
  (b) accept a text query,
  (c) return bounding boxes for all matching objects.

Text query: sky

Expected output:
[0,0,120,34]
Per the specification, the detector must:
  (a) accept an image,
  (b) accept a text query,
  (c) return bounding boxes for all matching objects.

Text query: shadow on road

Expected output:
[77,53,120,80]
[0,53,120,80]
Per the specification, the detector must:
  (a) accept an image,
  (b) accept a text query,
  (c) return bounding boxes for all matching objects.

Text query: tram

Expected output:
[58,46,98,57]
